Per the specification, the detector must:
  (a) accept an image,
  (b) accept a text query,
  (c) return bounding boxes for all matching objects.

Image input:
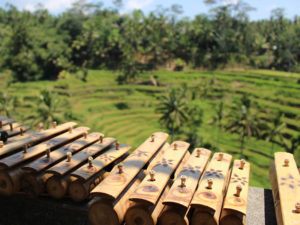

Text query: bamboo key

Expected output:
[90,132,169,200]
[0,121,77,157]
[88,142,170,225]
[220,159,250,225]
[190,152,232,225]
[69,143,131,202]
[270,152,300,225]
[0,122,22,132]
[0,118,15,129]
[124,145,191,225]
[0,126,89,169]
[6,125,30,137]
[0,127,90,196]
[158,148,212,225]
[21,132,102,196]
[128,141,190,205]
[46,137,116,199]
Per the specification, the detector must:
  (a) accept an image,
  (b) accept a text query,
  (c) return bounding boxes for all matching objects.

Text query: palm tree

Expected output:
[281,135,300,154]
[226,95,260,158]
[210,101,225,147]
[156,87,189,142]
[261,111,286,159]
[26,90,65,128]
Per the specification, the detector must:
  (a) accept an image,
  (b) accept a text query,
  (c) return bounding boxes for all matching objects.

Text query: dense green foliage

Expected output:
[0,1,299,82]
[0,69,299,188]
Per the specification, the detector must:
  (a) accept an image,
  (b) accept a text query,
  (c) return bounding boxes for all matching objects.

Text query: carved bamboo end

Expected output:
[218,153,223,161]
[99,136,103,144]
[67,152,72,162]
[235,184,242,197]
[115,142,120,150]
[118,163,123,174]
[239,159,245,169]
[53,121,57,128]
[69,127,73,134]
[284,159,289,167]
[207,178,213,189]
[150,170,156,181]
[181,175,186,188]
[196,149,201,158]
[295,202,300,213]
[88,156,93,167]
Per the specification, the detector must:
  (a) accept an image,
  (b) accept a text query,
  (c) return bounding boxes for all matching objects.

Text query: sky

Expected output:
[0,0,299,21]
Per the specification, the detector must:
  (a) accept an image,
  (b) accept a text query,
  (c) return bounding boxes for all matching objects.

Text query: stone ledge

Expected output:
[0,186,277,225]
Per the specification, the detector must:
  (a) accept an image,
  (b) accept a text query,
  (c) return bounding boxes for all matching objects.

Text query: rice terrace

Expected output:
[1,68,299,188]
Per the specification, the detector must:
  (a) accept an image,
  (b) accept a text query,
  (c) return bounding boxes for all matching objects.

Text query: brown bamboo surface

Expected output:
[71,143,131,181]
[87,143,170,225]
[0,122,77,157]
[6,126,30,137]
[129,141,190,206]
[220,159,250,225]
[0,118,15,128]
[90,132,169,200]
[46,137,114,176]
[22,132,102,173]
[0,122,21,132]
[270,152,300,225]
[190,153,232,225]
[163,148,211,208]
[0,126,88,169]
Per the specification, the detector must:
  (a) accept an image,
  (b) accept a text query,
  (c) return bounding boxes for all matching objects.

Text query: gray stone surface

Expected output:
[246,187,277,225]
[0,187,277,225]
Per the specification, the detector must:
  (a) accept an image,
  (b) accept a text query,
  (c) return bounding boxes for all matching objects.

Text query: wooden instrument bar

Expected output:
[0,122,77,157]
[22,132,102,173]
[90,132,169,200]
[129,141,190,205]
[0,126,88,169]
[270,152,300,225]
[46,137,113,176]
[190,152,232,225]
[220,159,250,225]
[163,148,211,208]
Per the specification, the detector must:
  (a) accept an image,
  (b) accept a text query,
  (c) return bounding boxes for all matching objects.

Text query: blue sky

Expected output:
[0,0,299,20]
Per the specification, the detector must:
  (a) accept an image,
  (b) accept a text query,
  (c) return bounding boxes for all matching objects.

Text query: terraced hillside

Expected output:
[0,69,299,188]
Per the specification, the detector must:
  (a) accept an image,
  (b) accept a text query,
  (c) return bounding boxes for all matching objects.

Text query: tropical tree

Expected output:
[225,95,260,158]
[281,135,300,154]
[0,92,18,117]
[25,90,65,128]
[260,111,286,159]
[210,101,225,147]
[156,87,189,142]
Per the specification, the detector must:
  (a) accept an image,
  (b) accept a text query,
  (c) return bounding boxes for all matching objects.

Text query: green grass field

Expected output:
[1,69,300,188]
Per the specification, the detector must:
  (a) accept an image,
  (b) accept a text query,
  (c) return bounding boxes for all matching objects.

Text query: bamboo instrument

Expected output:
[88,141,170,225]
[46,137,116,199]
[68,143,131,201]
[0,127,89,196]
[190,152,232,225]
[270,152,300,225]
[158,148,212,225]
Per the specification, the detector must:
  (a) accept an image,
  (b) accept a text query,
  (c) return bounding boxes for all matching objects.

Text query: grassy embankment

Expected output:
[1,69,299,188]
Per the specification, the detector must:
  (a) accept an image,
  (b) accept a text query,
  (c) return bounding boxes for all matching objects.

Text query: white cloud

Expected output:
[124,0,154,11]
[22,0,77,13]
[223,0,240,5]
